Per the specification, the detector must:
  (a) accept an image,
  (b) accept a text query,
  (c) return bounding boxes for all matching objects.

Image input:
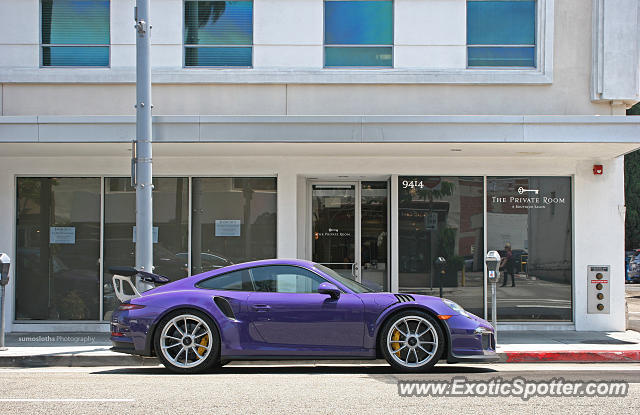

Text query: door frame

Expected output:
[305,179,390,289]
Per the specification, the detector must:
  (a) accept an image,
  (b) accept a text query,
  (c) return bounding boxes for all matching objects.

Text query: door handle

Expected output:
[252,304,271,312]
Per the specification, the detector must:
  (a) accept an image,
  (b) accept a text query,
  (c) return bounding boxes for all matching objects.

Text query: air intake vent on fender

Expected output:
[213,296,236,319]
[395,294,415,303]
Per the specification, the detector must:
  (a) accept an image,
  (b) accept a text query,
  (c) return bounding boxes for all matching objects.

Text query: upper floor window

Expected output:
[324,0,393,68]
[467,0,536,68]
[184,0,253,67]
[40,0,110,67]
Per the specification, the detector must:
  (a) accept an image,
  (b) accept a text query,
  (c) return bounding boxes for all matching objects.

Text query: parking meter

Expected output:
[485,251,500,341]
[0,253,10,351]
[485,251,501,284]
[434,257,446,298]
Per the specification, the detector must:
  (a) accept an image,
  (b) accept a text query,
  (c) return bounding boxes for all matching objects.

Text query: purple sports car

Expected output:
[110,259,497,373]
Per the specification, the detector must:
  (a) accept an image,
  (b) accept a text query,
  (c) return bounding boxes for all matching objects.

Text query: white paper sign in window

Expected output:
[49,227,76,244]
[215,220,241,237]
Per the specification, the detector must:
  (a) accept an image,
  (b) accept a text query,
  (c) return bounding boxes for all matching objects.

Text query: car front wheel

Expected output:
[154,310,220,374]
[380,310,444,372]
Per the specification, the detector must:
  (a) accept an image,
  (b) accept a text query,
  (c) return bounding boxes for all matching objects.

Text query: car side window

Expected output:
[197,269,254,291]
[250,266,328,293]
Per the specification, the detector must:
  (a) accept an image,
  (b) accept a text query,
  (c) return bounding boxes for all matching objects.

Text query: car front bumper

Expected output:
[443,314,500,363]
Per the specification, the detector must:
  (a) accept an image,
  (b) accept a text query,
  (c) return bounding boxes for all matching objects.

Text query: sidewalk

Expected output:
[1,330,639,367]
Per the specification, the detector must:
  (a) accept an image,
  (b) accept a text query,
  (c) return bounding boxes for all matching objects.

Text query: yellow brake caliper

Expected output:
[197,334,209,356]
[391,329,401,357]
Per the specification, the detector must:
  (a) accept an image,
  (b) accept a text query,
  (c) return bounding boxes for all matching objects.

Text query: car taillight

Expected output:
[118,303,146,311]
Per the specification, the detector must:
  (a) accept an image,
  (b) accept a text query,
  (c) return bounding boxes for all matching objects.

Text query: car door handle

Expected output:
[251,304,271,312]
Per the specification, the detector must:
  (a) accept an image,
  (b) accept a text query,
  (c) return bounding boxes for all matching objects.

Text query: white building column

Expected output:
[573,156,626,331]
[277,168,298,259]
[0,166,15,333]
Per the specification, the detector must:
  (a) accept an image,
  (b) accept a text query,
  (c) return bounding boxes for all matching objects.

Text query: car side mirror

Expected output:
[318,282,341,299]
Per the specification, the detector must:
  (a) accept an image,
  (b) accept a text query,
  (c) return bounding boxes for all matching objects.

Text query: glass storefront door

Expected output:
[311,181,388,291]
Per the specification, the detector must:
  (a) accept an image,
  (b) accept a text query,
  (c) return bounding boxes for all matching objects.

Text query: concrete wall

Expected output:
[0,0,637,116]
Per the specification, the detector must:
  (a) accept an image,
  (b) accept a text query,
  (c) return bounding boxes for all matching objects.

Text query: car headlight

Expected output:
[442,298,470,317]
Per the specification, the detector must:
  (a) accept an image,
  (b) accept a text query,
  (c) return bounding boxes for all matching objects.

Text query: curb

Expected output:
[1,350,640,367]
[0,354,159,368]
[502,350,640,363]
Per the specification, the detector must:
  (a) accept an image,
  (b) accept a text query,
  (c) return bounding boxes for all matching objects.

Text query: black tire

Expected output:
[379,310,444,373]
[154,309,221,374]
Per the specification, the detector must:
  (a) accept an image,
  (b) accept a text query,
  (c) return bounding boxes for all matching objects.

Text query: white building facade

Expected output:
[0,0,639,333]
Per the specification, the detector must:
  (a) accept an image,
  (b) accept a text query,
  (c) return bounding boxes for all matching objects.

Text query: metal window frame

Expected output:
[323,0,395,69]
[39,0,111,68]
[466,0,538,70]
[182,0,254,69]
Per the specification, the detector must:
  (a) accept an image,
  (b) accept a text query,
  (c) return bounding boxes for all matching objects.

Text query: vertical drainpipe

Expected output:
[134,0,154,291]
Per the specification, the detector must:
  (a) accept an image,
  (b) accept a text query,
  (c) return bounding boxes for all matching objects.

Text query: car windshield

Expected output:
[314,264,373,293]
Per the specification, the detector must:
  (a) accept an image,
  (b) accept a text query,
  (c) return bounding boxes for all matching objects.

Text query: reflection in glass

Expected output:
[191,178,276,275]
[466,0,536,68]
[467,46,535,67]
[324,0,393,67]
[361,182,388,291]
[398,177,484,317]
[324,47,392,67]
[16,178,101,320]
[324,1,393,45]
[41,0,110,67]
[103,178,188,320]
[184,0,253,66]
[467,1,536,45]
[312,185,356,280]
[487,177,572,321]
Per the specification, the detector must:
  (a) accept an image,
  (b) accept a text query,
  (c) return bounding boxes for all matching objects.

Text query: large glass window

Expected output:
[41,0,110,67]
[16,178,101,320]
[467,0,536,67]
[103,178,188,320]
[324,0,393,67]
[398,177,485,317]
[184,0,253,67]
[487,177,572,321]
[191,178,277,275]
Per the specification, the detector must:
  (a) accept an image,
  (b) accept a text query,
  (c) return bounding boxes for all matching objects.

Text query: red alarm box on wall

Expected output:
[593,165,603,175]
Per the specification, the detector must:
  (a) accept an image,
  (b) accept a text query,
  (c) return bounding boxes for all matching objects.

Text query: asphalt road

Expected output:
[0,363,638,414]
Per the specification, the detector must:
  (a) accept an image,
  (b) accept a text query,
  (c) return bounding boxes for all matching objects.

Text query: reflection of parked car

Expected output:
[628,251,640,283]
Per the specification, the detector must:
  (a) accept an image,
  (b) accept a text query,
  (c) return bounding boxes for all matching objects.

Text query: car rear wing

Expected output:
[109,266,170,302]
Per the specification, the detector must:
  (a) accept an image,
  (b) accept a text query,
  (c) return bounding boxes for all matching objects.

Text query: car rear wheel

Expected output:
[154,310,220,374]
[380,310,443,372]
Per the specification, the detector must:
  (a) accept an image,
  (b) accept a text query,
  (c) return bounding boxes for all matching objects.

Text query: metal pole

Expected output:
[135,0,154,291]
[0,285,6,350]
[491,283,497,342]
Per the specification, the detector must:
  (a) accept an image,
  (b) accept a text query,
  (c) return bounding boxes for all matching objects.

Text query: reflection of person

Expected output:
[500,243,516,287]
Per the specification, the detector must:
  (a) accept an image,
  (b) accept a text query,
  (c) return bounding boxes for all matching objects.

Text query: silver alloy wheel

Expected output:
[386,316,438,368]
[160,314,213,369]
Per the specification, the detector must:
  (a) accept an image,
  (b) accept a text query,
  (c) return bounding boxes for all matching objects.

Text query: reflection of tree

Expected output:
[401,179,456,289]
[184,1,226,64]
